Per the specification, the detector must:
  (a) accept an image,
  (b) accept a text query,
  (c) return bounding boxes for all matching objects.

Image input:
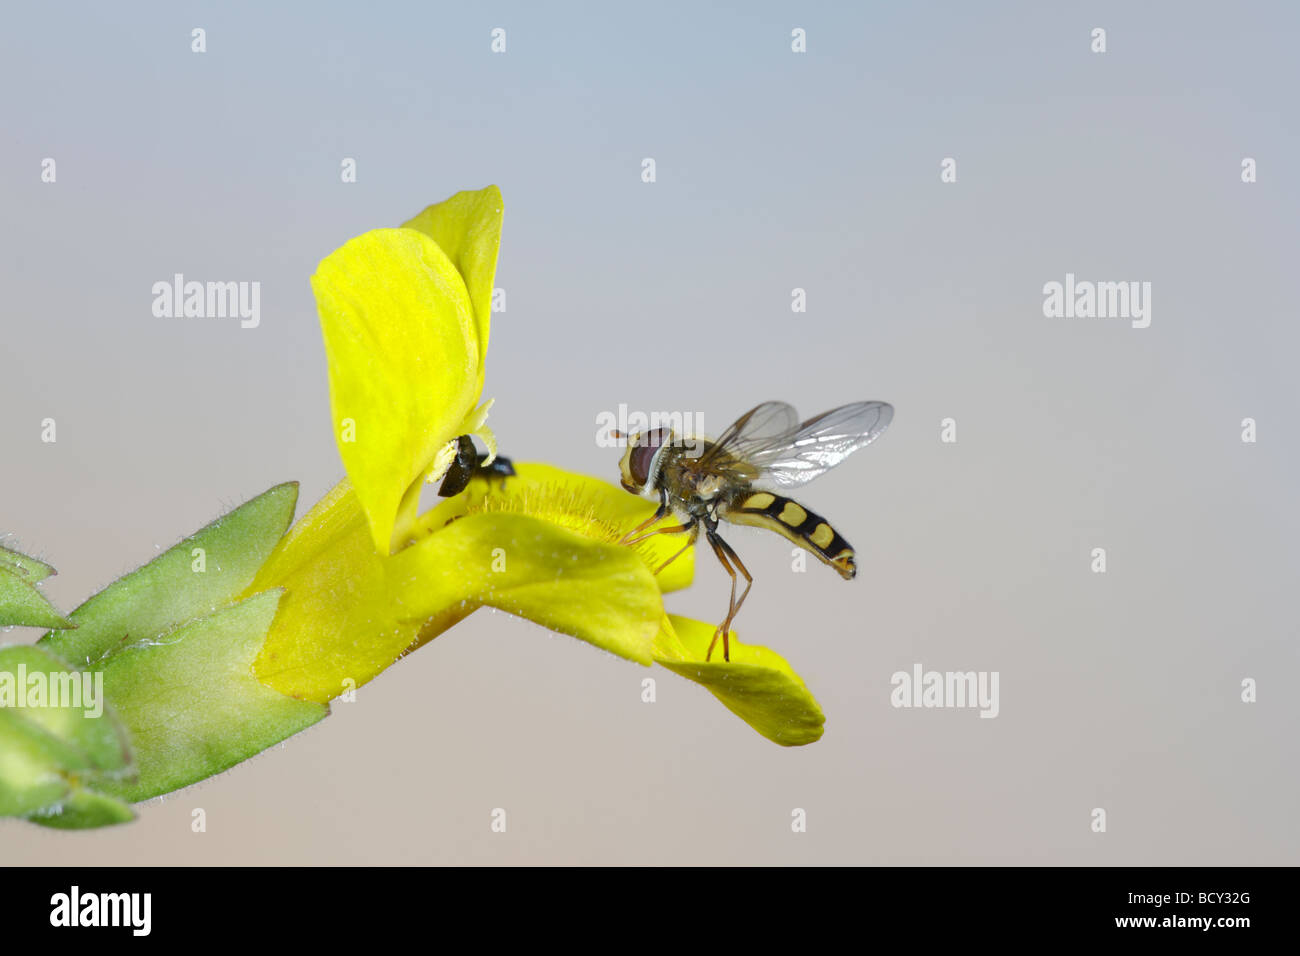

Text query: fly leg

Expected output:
[651,521,699,576]
[622,520,694,547]
[619,490,669,545]
[705,527,754,662]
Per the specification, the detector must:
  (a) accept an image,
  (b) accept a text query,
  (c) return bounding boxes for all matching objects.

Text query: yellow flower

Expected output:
[654,616,824,746]
[248,185,825,746]
[313,187,502,557]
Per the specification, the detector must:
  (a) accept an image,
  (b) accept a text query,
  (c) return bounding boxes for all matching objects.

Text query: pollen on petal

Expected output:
[425,438,461,486]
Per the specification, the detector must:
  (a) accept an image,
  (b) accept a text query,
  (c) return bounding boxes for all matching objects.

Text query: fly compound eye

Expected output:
[628,428,669,487]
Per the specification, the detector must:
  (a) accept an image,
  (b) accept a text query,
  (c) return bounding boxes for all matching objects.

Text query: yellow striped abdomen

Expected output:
[722,490,857,580]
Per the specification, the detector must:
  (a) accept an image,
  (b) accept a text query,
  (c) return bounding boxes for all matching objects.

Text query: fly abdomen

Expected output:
[722,490,857,580]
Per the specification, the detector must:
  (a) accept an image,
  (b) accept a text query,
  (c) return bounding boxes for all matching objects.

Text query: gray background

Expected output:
[2,1,1297,864]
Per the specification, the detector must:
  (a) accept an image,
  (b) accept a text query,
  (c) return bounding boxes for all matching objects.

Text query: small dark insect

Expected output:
[437,435,516,497]
[614,401,893,662]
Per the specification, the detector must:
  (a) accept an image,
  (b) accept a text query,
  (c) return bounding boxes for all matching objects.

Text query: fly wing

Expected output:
[694,401,800,470]
[746,401,893,489]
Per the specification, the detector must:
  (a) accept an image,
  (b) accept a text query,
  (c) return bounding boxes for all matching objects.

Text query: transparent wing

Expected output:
[695,401,800,471]
[745,401,894,489]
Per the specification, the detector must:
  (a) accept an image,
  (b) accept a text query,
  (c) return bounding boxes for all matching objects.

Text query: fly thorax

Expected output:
[693,473,726,500]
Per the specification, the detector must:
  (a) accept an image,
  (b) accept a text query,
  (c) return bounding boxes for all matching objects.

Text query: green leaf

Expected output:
[5,486,324,820]
[0,645,132,772]
[0,545,73,629]
[0,644,134,822]
[39,483,299,666]
[0,708,76,817]
[654,615,826,746]
[94,590,327,802]
[0,545,56,582]
[27,786,135,829]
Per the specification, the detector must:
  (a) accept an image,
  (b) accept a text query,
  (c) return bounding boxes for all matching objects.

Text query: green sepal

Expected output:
[27,786,136,829]
[0,644,134,821]
[94,589,327,803]
[39,483,300,666]
[0,545,73,629]
[0,546,57,582]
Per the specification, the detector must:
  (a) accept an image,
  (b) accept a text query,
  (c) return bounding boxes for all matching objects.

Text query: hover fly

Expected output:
[615,401,893,662]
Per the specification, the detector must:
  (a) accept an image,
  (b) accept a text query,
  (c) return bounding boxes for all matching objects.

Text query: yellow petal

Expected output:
[402,185,503,380]
[312,228,480,555]
[247,480,425,701]
[387,512,663,665]
[459,399,497,466]
[249,473,670,700]
[654,615,826,746]
[411,462,695,594]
